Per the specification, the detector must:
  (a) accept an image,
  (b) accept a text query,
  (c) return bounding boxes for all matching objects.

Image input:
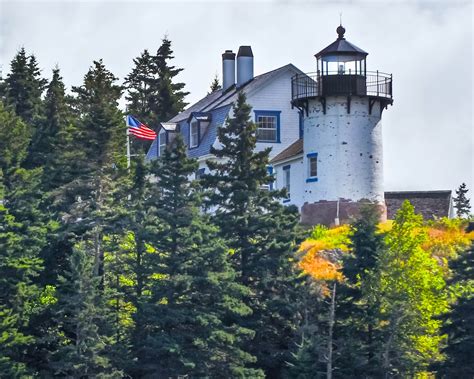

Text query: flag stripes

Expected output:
[126,115,157,140]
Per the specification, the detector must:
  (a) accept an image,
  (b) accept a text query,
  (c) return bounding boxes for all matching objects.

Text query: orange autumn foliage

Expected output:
[298,225,350,283]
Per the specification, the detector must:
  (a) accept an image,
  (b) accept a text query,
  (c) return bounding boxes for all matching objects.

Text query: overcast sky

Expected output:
[1,0,473,195]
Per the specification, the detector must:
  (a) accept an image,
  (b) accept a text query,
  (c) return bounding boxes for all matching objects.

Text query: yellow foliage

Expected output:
[298,224,350,285]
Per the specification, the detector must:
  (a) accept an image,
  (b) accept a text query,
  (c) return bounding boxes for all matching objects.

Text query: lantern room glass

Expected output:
[317,55,366,77]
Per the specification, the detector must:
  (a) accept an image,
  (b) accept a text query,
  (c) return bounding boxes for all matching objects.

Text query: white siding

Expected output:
[273,156,305,210]
[247,70,301,159]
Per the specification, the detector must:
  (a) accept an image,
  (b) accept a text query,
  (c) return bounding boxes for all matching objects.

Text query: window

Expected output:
[158,130,166,157]
[190,121,199,148]
[195,168,205,180]
[255,111,281,143]
[267,166,274,191]
[306,153,318,182]
[283,165,291,201]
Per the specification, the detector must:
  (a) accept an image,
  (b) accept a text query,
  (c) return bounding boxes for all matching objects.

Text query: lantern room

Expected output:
[316,25,367,77]
[315,24,369,97]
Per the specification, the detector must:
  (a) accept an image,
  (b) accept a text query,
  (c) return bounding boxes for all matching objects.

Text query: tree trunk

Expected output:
[327,282,336,379]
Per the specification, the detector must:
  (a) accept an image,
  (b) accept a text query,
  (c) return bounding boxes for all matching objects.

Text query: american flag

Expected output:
[126,115,157,140]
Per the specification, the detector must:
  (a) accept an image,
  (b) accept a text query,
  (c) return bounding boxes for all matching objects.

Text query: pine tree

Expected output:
[49,242,122,378]
[132,135,261,378]
[453,182,471,218]
[434,242,474,377]
[4,48,46,125]
[203,92,303,377]
[209,73,221,93]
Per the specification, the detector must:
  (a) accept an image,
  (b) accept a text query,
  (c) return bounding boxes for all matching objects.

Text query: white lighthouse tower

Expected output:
[291,25,393,224]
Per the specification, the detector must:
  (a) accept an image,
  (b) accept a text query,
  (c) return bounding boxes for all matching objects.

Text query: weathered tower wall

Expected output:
[301,96,386,225]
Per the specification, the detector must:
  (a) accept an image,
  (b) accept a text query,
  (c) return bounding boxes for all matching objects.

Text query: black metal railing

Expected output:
[291,71,392,101]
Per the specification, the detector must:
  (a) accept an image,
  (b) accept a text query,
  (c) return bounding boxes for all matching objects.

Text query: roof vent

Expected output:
[237,46,254,87]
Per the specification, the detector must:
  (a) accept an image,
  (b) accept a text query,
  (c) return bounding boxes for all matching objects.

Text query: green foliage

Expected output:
[209,73,221,93]
[453,182,471,218]
[377,201,448,374]
[49,243,122,377]
[204,92,303,377]
[3,48,46,125]
[132,135,261,378]
[434,241,474,377]
[125,37,189,153]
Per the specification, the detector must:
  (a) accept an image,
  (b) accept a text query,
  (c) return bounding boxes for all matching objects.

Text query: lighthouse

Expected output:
[290,24,393,224]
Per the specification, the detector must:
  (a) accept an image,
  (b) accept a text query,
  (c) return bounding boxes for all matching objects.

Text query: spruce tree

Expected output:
[134,135,261,378]
[4,48,46,125]
[59,59,124,277]
[27,67,70,172]
[125,38,188,155]
[204,92,303,377]
[453,182,471,218]
[49,242,122,378]
[0,102,47,376]
[151,37,189,123]
[209,74,221,93]
[334,205,386,376]
[124,49,155,122]
[435,242,474,377]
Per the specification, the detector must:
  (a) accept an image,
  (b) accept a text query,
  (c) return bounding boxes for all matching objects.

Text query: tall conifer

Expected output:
[4,48,46,125]
[204,92,303,377]
[435,241,474,377]
[49,243,122,378]
[135,135,261,378]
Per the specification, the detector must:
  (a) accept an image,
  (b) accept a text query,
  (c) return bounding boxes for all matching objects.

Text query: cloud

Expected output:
[1,0,472,195]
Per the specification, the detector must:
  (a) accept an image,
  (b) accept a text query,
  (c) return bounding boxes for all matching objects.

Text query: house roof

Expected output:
[270,139,303,164]
[167,63,303,123]
[385,190,452,220]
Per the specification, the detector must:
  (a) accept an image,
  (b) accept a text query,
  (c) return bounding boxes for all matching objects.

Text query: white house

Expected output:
[148,26,453,225]
[146,45,304,180]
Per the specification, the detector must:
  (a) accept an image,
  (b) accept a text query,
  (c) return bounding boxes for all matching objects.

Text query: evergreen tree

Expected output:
[151,37,189,123]
[4,48,46,125]
[124,49,155,122]
[434,241,474,377]
[49,242,122,378]
[0,102,47,376]
[334,205,386,376]
[133,135,261,377]
[453,182,471,218]
[209,73,221,93]
[27,67,71,172]
[125,38,188,154]
[58,59,124,276]
[204,92,303,377]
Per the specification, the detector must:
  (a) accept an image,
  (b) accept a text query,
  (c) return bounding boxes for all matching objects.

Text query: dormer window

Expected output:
[190,121,200,148]
[158,130,167,156]
[255,110,281,143]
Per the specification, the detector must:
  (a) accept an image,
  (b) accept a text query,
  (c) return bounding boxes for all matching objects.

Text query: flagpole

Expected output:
[126,121,131,169]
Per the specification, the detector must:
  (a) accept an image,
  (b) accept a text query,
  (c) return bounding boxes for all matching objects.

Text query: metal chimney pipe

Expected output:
[237,46,254,87]
[222,50,236,92]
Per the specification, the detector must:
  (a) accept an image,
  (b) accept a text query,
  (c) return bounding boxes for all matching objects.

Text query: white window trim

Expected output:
[158,130,166,156]
[190,121,199,148]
